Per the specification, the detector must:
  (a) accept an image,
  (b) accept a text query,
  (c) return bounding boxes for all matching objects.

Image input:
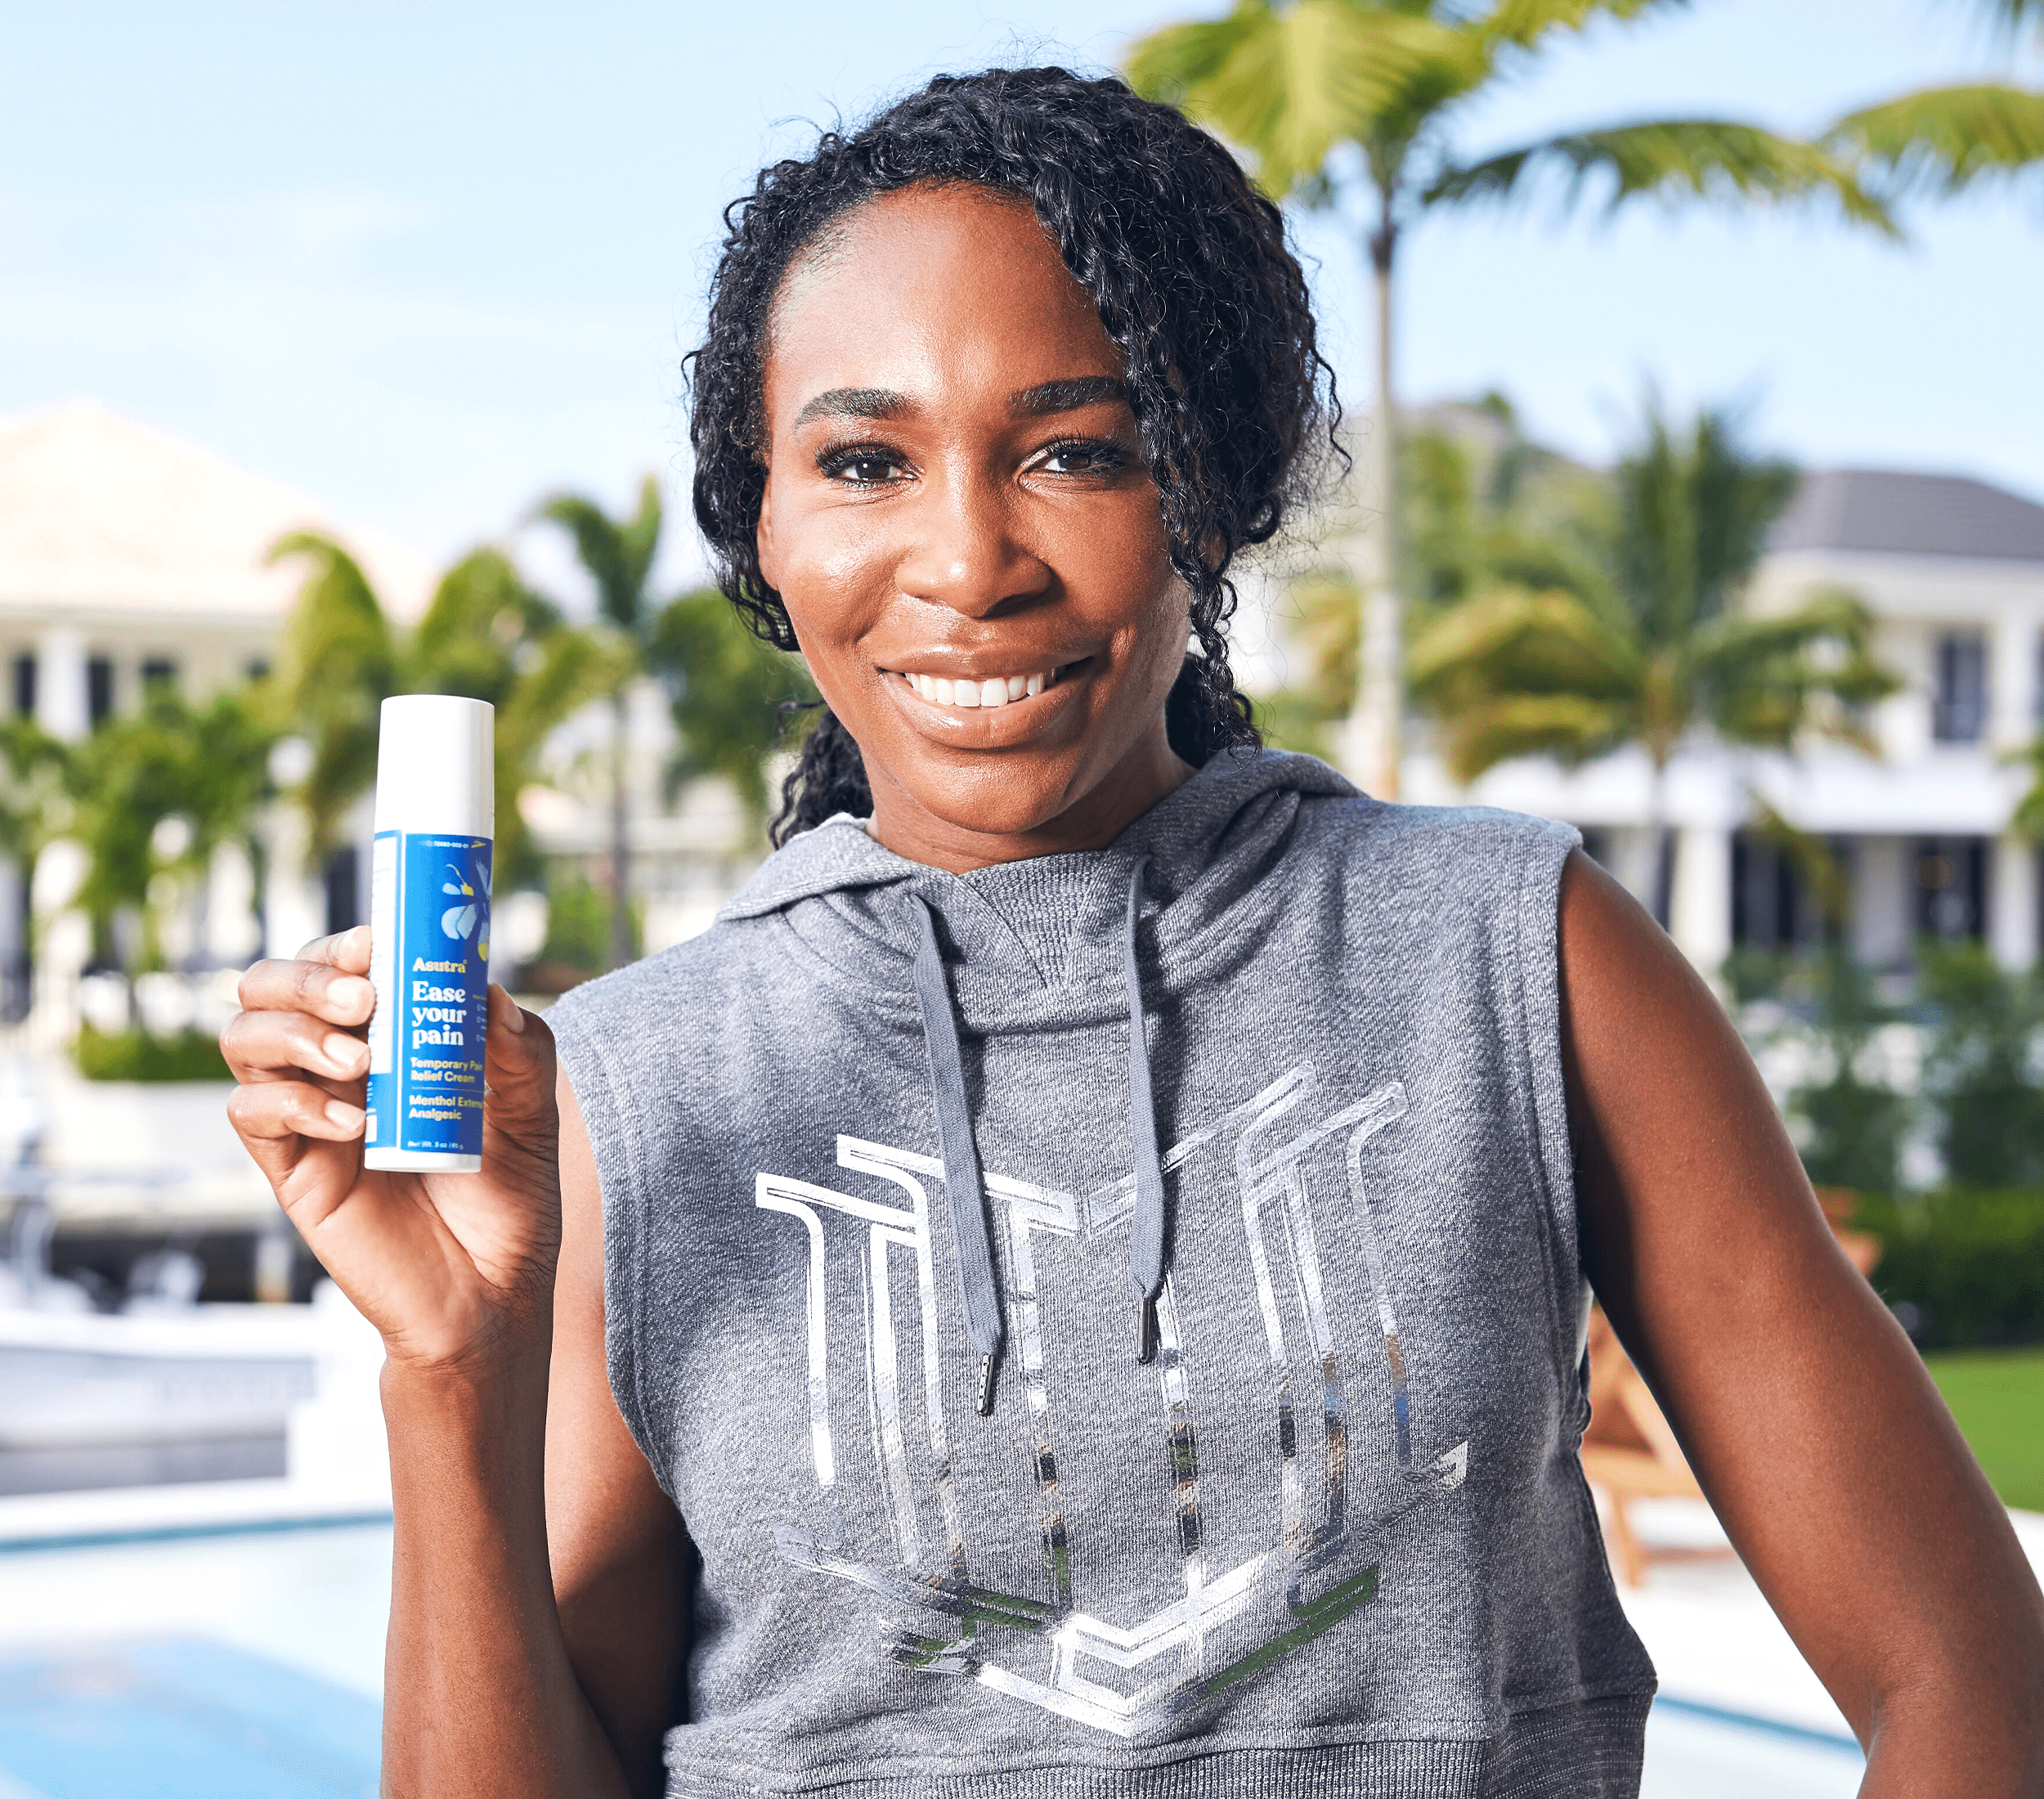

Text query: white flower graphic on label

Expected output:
[441,864,479,940]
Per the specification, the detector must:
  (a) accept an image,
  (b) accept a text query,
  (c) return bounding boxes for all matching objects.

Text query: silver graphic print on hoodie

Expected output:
[550,750,1658,1799]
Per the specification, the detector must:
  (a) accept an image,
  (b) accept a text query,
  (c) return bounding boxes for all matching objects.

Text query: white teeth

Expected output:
[900,668,1056,707]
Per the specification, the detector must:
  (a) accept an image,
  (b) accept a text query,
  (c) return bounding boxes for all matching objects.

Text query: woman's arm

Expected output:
[378,1074,688,1797]
[1558,850,2044,1792]
[224,931,680,1797]
[546,1074,693,1792]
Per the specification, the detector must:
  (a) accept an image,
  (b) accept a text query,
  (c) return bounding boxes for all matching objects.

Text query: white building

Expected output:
[0,401,762,1022]
[1412,468,2044,972]
[0,402,436,1016]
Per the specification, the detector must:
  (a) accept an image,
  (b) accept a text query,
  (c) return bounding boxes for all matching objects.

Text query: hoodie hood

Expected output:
[716,747,1360,1036]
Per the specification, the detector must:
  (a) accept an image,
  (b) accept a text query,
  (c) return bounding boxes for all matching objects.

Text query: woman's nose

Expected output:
[892,466,1051,618]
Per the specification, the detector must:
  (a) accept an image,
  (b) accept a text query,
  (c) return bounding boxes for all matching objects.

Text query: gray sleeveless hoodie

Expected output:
[549,748,1657,1799]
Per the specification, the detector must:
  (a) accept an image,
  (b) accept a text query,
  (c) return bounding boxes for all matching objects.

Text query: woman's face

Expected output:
[755,182,1193,869]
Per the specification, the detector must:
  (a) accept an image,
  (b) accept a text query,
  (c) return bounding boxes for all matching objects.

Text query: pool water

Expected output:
[0,1520,1864,1797]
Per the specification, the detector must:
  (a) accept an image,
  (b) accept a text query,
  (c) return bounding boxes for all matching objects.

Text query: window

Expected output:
[1916,837,1988,940]
[244,657,271,684]
[1932,631,1987,743]
[1732,832,1850,949]
[140,657,178,692]
[86,656,114,728]
[323,846,361,935]
[11,654,34,721]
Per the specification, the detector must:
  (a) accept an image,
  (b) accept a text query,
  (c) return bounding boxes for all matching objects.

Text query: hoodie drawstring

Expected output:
[908,895,1004,1415]
[907,858,1168,1416]
[1123,856,1166,1364]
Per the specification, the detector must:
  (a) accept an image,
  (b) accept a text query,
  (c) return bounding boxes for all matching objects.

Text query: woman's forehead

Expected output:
[763,185,1122,423]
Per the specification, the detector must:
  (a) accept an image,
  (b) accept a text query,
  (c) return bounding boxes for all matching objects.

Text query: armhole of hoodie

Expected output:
[552,1003,666,1484]
[1508,821,1589,1405]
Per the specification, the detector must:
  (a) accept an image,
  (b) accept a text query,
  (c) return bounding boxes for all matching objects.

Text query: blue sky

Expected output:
[2,0,2039,582]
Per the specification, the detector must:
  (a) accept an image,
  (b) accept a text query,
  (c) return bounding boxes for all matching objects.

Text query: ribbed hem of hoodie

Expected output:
[668,1697,1652,1799]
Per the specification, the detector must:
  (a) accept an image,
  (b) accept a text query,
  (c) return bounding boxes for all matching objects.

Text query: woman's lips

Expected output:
[879,657,1092,746]
[890,661,1078,711]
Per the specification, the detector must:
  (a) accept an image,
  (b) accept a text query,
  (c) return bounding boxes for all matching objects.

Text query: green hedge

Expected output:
[1855,1191,2044,1350]
[73,1024,231,1082]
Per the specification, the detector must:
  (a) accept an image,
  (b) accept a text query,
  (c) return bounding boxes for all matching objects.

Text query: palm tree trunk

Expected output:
[1645,759,1671,929]
[609,686,631,971]
[1347,192,1402,799]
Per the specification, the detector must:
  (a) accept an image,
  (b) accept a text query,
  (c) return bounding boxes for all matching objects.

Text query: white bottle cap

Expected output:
[373,695,495,837]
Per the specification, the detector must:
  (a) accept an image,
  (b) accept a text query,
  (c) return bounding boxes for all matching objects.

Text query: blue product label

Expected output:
[367,832,491,1158]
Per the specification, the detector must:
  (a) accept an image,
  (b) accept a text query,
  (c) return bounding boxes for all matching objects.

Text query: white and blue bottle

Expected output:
[365,695,494,1173]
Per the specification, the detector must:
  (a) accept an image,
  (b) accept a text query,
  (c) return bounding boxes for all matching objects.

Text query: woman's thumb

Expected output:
[483,985,556,1120]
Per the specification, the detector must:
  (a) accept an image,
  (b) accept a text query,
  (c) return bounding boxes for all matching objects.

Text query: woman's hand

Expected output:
[223,925,563,1374]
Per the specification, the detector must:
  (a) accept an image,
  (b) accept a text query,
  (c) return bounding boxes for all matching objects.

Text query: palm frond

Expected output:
[1476,0,1688,54]
[1125,1,1471,196]
[2010,737,2044,842]
[267,531,397,859]
[1408,582,1642,702]
[1692,588,1899,753]
[1439,691,1632,782]
[1426,119,1898,234]
[536,481,664,635]
[1829,83,2044,196]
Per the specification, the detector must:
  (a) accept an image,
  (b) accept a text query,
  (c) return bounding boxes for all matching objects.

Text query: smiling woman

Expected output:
[221,65,2042,1799]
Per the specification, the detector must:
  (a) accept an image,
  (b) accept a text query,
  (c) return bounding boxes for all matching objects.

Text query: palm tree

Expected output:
[1405,398,1898,913]
[646,587,817,831]
[268,533,604,907]
[1126,0,1889,799]
[1259,397,1616,759]
[533,478,664,971]
[66,687,276,972]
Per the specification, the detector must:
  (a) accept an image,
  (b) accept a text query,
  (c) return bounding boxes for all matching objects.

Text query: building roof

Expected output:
[1769,467,2044,563]
[0,402,435,623]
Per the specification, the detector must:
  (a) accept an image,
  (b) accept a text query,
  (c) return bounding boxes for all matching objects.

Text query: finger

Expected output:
[229,1079,366,1145]
[222,1007,372,1086]
[482,986,557,1137]
[294,924,373,973]
[237,953,377,1028]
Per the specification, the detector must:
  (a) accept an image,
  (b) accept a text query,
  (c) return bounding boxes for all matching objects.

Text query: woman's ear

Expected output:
[756,467,780,592]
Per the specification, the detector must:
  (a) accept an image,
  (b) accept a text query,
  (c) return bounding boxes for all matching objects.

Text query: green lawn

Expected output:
[1925,1348,2044,1513]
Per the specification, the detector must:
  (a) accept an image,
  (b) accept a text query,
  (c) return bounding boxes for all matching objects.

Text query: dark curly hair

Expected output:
[684,65,1339,843]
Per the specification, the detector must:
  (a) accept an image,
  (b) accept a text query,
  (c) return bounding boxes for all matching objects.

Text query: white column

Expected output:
[1853,837,1910,967]
[1990,608,2037,751]
[34,626,88,741]
[1991,834,2037,970]
[260,803,322,962]
[1669,824,1733,974]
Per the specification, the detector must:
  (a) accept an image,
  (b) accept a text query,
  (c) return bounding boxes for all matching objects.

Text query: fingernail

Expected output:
[321,1033,364,1072]
[325,1100,364,1133]
[491,986,527,1034]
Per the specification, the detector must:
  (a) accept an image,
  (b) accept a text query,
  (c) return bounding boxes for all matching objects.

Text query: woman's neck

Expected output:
[865,729,1195,873]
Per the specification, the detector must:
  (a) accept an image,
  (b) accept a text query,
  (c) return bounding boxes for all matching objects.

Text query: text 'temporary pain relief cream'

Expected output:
[365,695,494,1172]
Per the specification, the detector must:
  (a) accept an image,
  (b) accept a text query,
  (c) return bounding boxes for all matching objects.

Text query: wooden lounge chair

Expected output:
[1581,1188,1880,1586]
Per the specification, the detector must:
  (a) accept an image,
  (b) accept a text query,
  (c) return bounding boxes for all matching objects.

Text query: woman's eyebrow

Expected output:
[793,387,905,428]
[1011,376,1129,417]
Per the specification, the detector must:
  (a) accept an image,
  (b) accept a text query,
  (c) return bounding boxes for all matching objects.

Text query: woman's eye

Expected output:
[818,446,908,487]
[1036,439,1127,476]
